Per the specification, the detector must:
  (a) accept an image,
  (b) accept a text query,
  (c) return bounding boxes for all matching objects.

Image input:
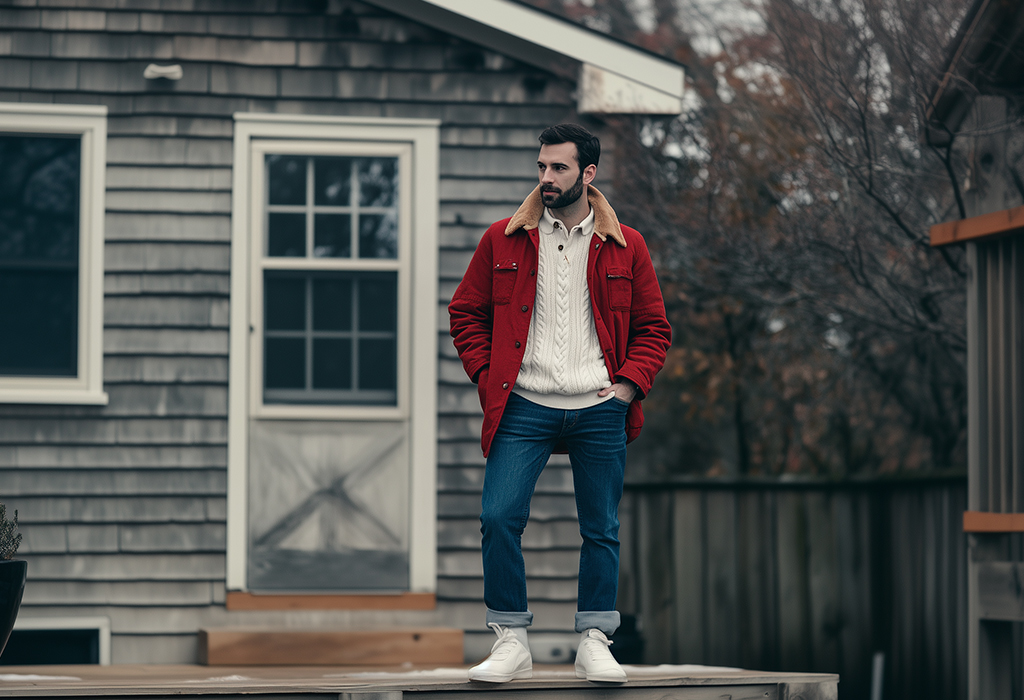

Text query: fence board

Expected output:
[706,490,738,666]
[736,490,766,670]
[673,490,704,664]
[806,491,841,674]
[637,491,675,663]
[776,490,810,671]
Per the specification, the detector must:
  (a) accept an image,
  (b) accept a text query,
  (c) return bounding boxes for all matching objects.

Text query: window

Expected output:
[227,114,439,597]
[261,154,401,406]
[250,142,412,418]
[0,104,107,405]
[263,270,398,405]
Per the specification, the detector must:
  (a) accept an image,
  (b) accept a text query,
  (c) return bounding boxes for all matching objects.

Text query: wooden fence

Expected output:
[617,476,967,700]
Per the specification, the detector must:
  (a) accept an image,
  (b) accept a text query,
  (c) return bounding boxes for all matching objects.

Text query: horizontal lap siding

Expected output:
[0,0,581,662]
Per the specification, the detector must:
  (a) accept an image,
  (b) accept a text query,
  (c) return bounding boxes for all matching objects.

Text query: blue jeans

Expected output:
[481,392,627,635]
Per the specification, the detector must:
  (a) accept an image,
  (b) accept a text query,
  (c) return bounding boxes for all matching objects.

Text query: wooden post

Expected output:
[968,533,1013,699]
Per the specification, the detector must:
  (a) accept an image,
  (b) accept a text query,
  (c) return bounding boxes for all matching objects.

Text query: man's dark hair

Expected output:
[539,123,600,170]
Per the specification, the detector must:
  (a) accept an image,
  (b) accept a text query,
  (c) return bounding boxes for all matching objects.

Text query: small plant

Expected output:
[0,503,21,560]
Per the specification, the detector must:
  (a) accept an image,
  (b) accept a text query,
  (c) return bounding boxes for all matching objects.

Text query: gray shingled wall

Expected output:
[0,0,597,663]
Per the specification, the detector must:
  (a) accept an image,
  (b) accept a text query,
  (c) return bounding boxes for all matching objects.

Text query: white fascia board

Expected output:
[369,0,685,100]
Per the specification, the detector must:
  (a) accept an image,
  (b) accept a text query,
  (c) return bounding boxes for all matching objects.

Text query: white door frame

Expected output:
[226,113,439,593]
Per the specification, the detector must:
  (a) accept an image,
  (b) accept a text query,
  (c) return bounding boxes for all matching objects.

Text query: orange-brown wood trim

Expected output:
[963,510,1024,532]
[225,591,436,611]
[930,204,1024,246]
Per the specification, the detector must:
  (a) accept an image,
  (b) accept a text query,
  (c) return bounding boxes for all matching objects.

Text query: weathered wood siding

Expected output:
[0,0,587,663]
[620,478,968,700]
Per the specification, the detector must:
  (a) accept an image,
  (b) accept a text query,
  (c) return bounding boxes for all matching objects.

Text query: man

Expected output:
[449,124,671,683]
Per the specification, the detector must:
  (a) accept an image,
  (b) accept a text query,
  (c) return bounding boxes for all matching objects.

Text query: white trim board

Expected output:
[367,0,686,114]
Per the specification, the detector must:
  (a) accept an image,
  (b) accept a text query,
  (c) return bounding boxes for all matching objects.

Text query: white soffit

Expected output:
[368,0,686,114]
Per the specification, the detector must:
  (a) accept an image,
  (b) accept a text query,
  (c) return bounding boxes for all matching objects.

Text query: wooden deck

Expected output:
[0,663,837,700]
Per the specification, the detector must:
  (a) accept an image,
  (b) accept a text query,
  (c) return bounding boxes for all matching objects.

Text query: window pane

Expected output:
[313,278,352,331]
[359,274,397,331]
[0,271,77,376]
[359,338,396,391]
[314,157,352,206]
[357,158,397,207]
[265,338,305,389]
[358,213,397,259]
[313,213,350,258]
[267,155,306,205]
[265,275,305,331]
[0,135,80,263]
[313,338,352,389]
[268,212,306,257]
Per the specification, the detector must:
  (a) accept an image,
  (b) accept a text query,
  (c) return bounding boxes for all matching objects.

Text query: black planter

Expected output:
[0,560,27,659]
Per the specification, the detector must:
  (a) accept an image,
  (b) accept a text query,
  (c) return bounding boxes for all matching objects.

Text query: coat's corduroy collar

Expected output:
[504,184,627,247]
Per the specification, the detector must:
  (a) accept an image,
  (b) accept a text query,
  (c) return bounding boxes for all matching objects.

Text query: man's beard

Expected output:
[541,169,585,209]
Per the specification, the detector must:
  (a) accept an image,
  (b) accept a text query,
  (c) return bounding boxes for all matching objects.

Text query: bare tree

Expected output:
[521,0,974,476]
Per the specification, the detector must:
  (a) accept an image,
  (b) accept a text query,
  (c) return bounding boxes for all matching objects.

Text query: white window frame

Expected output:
[227,113,439,594]
[0,103,107,406]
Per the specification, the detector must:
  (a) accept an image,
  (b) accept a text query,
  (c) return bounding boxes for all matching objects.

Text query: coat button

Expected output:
[515,341,521,348]
[530,270,536,276]
[521,305,528,312]
[502,382,509,389]
[558,244,564,251]
[595,243,600,249]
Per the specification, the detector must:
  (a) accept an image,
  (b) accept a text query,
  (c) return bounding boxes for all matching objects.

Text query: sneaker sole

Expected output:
[469,669,533,683]
[575,667,627,683]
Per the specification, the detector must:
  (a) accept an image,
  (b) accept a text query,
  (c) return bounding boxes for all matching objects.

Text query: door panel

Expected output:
[247,419,410,591]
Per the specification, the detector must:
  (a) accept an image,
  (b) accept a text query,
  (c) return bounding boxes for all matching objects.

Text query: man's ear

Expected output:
[583,163,597,186]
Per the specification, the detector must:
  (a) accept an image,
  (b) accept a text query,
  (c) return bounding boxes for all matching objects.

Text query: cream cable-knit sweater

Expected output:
[513,207,613,409]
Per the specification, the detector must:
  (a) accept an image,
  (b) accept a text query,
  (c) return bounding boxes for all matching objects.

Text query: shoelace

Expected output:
[486,622,519,659]
[581,630,614,659]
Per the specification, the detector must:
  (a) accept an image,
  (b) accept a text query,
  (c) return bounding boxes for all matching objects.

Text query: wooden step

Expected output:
[198,627,464,666]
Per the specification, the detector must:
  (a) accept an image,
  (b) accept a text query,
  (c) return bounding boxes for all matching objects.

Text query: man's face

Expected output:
[538,142,590,209]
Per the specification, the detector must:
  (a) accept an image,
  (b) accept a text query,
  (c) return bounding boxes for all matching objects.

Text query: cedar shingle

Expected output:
[106,11,140,32]
[209,63,277,96]
[68,524,119,552]
[119,523,226,551]
[12,31,51,57]
[66,10,106,31]
[0,8,41,28]
[0,58,31,88]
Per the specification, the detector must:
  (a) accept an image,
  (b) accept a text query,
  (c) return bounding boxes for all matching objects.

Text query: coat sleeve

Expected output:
[615,233,672,398]
[448,227,496,384]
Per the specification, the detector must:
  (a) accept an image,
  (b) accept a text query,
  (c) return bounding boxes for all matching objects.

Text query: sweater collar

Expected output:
[539,205,595,238]
[504,184,627,247]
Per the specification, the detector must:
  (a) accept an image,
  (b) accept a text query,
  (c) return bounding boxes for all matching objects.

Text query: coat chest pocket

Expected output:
[607,266,633,310]
[492,259,519,304]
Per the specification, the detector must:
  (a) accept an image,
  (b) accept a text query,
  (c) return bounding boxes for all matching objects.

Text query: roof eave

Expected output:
[365,0,686,115]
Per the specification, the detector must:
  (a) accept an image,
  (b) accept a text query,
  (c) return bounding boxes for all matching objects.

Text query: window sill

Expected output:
[0,389,109,405]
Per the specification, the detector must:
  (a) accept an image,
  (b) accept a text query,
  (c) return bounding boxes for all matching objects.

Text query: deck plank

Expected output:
[0,664,837,699]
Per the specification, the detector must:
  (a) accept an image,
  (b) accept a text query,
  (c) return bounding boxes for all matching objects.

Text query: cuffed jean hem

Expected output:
[575,611,620,635]
[486,608,534,628]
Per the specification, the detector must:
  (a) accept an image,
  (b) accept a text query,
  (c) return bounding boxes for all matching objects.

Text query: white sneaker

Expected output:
[575,628,627,682]
[468,623,533,682]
